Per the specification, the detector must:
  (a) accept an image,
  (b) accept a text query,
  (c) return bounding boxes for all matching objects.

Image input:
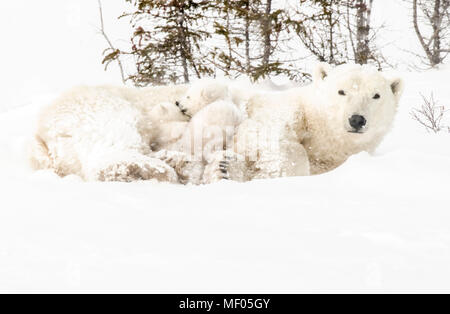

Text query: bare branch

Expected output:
[413,0,435,63]
[410,93,448,133]
[98,0,127,85]
[411,0,450,66]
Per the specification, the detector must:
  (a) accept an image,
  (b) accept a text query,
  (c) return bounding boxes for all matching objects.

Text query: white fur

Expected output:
[173,100,243,160]
[176,78,253,118]
[148,101,190,151]
[29,64,403,184]
[231,63,404,181]
[169,82,245,184]
[30,85,188,182]
[176,79,232,117]
[30,80,246,184]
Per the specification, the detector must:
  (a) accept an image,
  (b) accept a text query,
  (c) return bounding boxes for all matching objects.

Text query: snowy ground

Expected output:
[0,68,449,293]
[1,0,450,293]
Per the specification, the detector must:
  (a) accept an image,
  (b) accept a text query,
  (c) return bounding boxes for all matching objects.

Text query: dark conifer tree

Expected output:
[209,0,295,81]
[122,0,214,86]
[289,0,350,65]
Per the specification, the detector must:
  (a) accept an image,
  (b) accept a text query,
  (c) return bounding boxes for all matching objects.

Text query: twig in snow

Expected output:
[410,93,448,133]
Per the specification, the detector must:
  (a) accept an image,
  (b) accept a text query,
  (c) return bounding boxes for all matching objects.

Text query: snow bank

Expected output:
[0,68,450,293]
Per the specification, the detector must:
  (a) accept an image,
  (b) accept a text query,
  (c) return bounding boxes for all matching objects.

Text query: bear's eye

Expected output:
[338,90,346,96]
[373,93,381,100]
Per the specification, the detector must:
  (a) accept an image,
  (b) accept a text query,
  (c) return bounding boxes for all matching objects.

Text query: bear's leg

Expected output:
[202,151,247,184]
[279,140,311,177]
[234,117,310,180]
[87,151,178,183]
[252,140,310,180]
[28,135,52,171]
[152,149,204,185]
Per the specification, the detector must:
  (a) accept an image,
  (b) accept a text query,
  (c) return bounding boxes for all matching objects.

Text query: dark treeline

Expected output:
[101,0,450,86]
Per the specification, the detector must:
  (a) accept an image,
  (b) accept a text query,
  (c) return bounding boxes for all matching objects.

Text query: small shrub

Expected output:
[411,93,448,133]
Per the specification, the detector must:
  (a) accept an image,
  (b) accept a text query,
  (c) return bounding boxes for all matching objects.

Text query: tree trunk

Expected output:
[413,0,434,65]
[327,1,335,64]
[177,10,190,83]
[431,0,442,66]
[262,0,272,67]
[413,0,445,67]
[180,53,190,84]
[245,0,251,74]
[355,0,372,64]
[225,1,232,73]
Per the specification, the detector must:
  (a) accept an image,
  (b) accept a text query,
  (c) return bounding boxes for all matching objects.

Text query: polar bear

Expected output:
[175,78,254,117]
[166,99,244,184]
[29,79,245,184]
[156,80,245,184]
[223,63,404,181]
[176,79,231,117]
[148,101,191,151]
[29,85,188,182]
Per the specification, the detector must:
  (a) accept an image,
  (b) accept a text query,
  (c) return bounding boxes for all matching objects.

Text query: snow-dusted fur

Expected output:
[176,79,231,117]
[30,85,188,182]
[164,80,245,184]
[148,101,190,151]
[230,63,404,181]
[29,64,403,184]
[29,80,244,184]
[170,100,244,184]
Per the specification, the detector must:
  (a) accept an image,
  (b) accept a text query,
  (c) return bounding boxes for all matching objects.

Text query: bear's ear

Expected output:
[154,103,169,115]
[160,103,170,114]
[313,62,332,82]
[390,77,404,102]
[201,81,229,104]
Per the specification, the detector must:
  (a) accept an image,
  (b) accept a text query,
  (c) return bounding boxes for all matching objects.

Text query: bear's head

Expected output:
[151,102,190,123]
[313,63,404,141]
[176,79,230,117]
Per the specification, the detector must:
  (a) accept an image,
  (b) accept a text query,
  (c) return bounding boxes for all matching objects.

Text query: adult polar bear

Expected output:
[228,63,404,181]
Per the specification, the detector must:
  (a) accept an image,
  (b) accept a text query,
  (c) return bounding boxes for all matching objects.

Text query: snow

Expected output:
[0,1,130,112]
[1,0,450,293]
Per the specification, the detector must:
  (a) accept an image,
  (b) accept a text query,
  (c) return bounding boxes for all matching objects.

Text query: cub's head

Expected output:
[313,63,404,138]
[176,79,230,117]
[151,102,190,123]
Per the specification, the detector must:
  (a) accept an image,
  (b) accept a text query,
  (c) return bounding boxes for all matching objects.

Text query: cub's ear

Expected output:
[201,81,229,104]
[313,62,332,82]
[155,103,169,115]
[390,77,404,102]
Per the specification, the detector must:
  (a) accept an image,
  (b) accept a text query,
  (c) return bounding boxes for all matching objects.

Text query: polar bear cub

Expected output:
[172,79,245,159]
[176,79,233,117]
[148,101,190,151]
[159,79,245,184]
[175,78,252,117]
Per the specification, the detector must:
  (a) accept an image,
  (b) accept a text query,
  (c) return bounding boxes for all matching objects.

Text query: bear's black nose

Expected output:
[349,115,367,131]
